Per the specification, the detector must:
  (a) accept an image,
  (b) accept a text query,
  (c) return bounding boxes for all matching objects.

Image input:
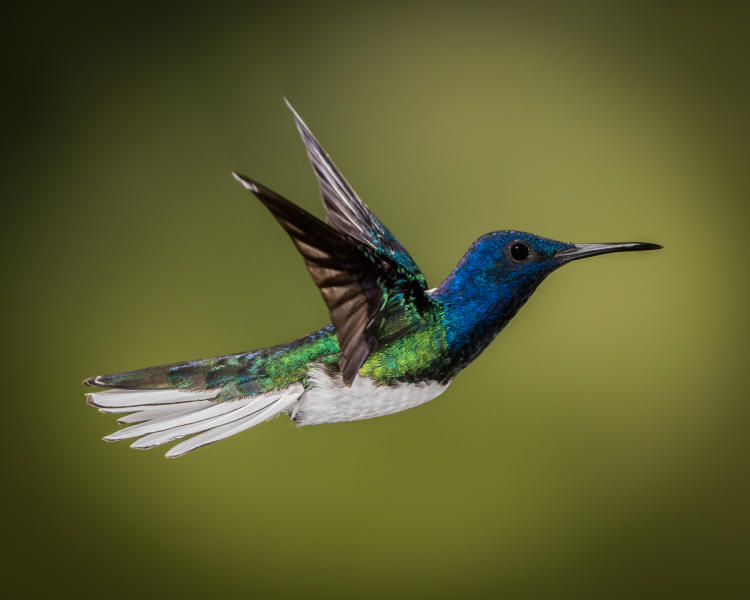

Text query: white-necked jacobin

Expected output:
[85,100,662,458]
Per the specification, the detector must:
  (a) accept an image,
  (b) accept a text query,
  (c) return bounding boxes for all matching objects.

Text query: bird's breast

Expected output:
[291,367,451,426]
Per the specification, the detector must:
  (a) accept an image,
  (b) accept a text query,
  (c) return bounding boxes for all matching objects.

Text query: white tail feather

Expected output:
[105,401,242,441]
[93,383,304,457]
[121,394,282,445]
[117,401,215,424]
[87,388,219,409]
[165,386,303,458]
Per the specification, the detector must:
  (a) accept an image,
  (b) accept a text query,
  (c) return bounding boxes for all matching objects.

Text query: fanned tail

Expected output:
[83,328,339,456]
[87,384,304,458]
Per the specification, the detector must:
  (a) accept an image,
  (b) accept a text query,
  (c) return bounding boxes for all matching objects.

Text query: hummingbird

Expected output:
[84,100,662,458]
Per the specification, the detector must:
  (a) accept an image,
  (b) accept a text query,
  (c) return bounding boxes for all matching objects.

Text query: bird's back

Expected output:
[86,325,341,396]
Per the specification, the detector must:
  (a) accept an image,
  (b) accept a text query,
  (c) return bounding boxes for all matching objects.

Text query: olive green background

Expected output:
[5,2,749,598]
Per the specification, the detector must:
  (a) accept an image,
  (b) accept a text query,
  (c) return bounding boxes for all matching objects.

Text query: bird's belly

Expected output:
[291,367,450,426]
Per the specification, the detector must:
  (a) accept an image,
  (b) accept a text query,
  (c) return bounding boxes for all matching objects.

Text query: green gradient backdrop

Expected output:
[5,2,749,598]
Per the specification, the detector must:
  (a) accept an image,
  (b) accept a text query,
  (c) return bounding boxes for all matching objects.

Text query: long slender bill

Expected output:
[556,242,662,262]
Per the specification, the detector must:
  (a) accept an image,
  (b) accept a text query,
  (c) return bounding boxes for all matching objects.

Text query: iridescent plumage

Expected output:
[85,101,661,457]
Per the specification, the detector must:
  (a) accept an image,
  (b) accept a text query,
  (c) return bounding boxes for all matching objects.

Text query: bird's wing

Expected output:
[284,99,427,289]
[233,173,434,385]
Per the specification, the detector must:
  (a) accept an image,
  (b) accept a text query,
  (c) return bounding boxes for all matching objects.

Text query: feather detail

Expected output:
[91,383,304,457]
[117,401,214,423]
[232,172,432,385]
[292,367,450,425]
[164,386,302,458]
[283,99,426,282]
[104,398,260,442]
[86,388,220,409]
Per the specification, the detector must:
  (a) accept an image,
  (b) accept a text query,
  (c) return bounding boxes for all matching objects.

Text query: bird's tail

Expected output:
[84,327,338,457]
[86,383,303,458]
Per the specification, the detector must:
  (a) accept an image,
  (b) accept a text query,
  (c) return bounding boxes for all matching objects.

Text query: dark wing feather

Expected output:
[232,173,428,385]
[284,99,427,289]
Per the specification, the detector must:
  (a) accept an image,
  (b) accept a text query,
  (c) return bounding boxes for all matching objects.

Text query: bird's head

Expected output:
[437,230,662,310]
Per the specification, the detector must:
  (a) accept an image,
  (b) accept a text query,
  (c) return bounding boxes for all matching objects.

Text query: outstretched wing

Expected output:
[284,99,427,289]
[233,173,431,385]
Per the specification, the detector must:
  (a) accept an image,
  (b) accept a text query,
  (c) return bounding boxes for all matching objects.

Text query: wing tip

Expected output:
[283,96,300,120]
[340,355,368,387]
[231,171,259,192]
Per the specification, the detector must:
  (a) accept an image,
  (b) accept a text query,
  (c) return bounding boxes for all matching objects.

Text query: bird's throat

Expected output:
[433,274,543,377]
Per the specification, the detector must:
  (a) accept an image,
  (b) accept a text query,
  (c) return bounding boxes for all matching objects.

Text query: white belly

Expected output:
[291,367,451,426]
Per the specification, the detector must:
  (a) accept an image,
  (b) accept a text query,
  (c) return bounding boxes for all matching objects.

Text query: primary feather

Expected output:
[231,172,434,385]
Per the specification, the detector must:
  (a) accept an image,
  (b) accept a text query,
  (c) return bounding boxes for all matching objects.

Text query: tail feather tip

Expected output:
[83,375,107,388]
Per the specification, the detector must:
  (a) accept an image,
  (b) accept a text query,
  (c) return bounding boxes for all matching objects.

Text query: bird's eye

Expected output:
[509,242,530,262]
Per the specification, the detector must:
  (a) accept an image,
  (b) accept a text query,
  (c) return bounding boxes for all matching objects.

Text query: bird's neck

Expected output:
[432,265,543,376]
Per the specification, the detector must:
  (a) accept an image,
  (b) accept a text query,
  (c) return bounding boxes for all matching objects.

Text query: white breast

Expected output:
[291,367,451,426]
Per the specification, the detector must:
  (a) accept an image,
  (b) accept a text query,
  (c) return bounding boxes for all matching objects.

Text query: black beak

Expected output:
[555,242,663,262]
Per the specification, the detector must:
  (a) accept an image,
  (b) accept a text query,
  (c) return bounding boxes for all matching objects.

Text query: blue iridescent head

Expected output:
[438,231,572,302]
[439,230,661,298]
[434,230,661,359]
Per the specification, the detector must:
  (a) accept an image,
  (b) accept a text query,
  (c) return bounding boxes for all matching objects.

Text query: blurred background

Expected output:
[4,1,749,598]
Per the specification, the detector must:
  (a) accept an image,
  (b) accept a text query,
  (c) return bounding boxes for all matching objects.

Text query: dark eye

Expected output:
[509,242,530,262]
